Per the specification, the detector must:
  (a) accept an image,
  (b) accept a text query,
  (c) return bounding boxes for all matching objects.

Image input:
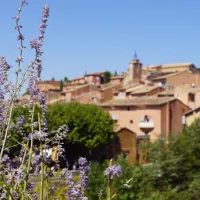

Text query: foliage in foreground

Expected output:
[86,119,200,200]
[12,102,114,151]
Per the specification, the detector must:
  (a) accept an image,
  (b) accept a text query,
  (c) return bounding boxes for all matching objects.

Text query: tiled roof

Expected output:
[114,127,136,133]
[65,84,90,92]
[131,85,160,94]
[184,107,200,116]
[84,72,104,76]
[162,63,194,68]
[125,84,143,93]
[100,83,121,91]
[72,77,85,81]
[149,63,193,69]
[38,80,60,86]
[152,71,188,80]
[100,97,175,106]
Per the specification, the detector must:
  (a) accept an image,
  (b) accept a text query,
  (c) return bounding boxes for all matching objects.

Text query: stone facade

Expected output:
[101,97,190,141]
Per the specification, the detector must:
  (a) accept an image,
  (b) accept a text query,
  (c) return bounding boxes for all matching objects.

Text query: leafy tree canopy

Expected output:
[64,77,72,83]
[48,102,114,149]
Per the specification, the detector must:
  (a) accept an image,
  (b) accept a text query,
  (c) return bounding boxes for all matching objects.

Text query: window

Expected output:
[141,115,152,122]
[130,120,133,124]
[188,93,195,102]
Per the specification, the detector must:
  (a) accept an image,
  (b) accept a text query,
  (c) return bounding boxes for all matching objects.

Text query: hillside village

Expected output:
[20,56,200,164]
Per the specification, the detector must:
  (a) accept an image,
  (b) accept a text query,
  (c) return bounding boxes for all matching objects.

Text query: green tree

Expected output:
[48,102,114,149]
[64,77,72,83]
[114,70,118,76]
[103,71,111,84]
[51,77,55,81]
[60,80,63,91]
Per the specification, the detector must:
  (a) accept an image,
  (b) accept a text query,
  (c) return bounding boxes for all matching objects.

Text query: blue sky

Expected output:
[0,0,200,82]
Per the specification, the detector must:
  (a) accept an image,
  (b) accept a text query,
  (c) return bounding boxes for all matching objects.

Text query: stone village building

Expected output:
[101,96,190,164]
[21,56,200,165]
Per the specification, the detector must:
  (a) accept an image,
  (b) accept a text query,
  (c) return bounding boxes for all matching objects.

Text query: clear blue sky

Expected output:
[0,0,200,82]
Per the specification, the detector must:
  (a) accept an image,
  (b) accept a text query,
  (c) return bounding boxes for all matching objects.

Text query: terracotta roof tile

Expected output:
[152,71,186,80]
[100,97,175,106]
[131,85,160,95]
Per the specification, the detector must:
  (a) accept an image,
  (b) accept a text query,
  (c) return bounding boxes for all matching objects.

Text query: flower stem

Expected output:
[107,159,113,200]
[38,112,44,200]
[21,105,35,200]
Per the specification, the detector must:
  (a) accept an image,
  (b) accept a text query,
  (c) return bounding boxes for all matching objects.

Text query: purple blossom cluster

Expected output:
[51,124,69,142]
[0,56,12,130]
[0,0,60,199]
[13,0,28,69]
[78,157,90,190]
[65,157,89,200]
[30,4,50,77]
[104,164,122,179]
[16,115,25,135]
[28,5,50,143]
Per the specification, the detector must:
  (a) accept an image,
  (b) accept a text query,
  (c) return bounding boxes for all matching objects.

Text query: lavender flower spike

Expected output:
[78,157,90,190]
[104,164,122,179]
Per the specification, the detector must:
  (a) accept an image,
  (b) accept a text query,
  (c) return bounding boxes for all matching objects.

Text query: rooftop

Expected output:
[184,106,200,116]
[152,71,190,81]
[85,72,104,76]
[65,84,90,92]
[72,77,85,81]
[149,63,194,69]
[100,96,175,107]
[131,85,161,95]
[100,83,121,91]
[38,80,60,86]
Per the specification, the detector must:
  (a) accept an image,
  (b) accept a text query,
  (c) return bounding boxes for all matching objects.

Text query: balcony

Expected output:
[139,121,154,134]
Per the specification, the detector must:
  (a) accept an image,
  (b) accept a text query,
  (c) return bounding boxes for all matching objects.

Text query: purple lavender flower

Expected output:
[33,121,38,128]
[78,157,90,190]
[65,171,82,200]
[16,115,25,125]
[32,130,48,141]
[65,157,89,199]
[15,56,23,63]
[21,0,28,6]
[1,154,10,163]
[104,164,122,179]
[29,4,50,77]
[0,56,11,72]
[16,115,25,135]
